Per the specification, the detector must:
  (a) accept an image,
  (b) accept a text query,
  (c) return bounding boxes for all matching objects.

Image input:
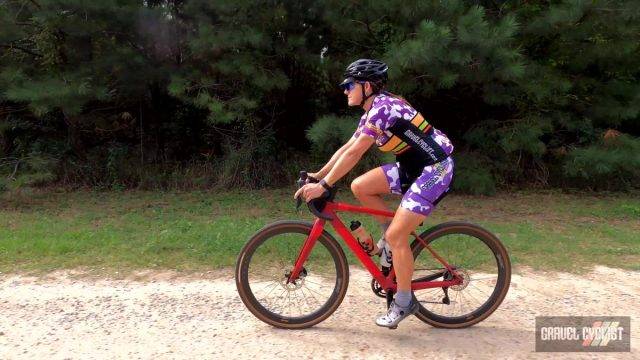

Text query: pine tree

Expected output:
[0,0,183,189]
[514,0,640,188]
[1,0,639,192]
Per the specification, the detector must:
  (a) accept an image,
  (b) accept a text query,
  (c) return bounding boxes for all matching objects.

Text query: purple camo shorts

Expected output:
[381,157,454,216]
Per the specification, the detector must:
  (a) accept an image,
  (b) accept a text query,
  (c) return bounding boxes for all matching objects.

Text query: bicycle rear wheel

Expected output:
[235,220,349,329]
[410,221,511,328]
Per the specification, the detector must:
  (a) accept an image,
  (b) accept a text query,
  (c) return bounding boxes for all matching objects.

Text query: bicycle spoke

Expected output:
[260,282,281,299]
[451,291,459,316]
[303,284,328,299]
[239,223,346,324]
[469,285,492,304]
[303,278,331,288]
[411,227,509,322]
[458,291,468,316]
[417,287,444,297]
[301,285,322,307]
[459,290,472,316]
[291,288,306,316]
[286,288,293,317]
[256,281,280,297]
[469,275,498,282]
[248,279,277,285]
[303,283,327,297]
[468,282,492,298]
[298,286,317,311]
[461,286,485,307]
[296,290,309,315]
[274,288,288,311]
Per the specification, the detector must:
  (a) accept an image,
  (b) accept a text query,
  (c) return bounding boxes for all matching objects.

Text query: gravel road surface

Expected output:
[0,266,638,359]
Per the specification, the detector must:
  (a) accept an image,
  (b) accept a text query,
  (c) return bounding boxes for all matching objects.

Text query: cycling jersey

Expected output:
[352,92,454,181]
[350,92,454,216]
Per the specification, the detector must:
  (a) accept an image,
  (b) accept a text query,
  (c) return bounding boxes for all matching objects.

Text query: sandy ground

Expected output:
[0,266,638,359]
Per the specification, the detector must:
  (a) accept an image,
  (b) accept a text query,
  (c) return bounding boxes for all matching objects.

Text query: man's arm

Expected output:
[312,136,357,179]
[323,135,375,186]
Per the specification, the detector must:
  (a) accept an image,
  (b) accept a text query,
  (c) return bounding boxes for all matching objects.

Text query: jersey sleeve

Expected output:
[360,100,392,140]
[351,115,367,139]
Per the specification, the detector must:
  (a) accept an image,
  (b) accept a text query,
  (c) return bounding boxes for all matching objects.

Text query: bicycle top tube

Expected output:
[324,202,395,219]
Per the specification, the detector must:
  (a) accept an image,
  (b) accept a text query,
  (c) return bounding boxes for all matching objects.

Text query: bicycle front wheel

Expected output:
[235,220,349,329]
[410,221,511,328]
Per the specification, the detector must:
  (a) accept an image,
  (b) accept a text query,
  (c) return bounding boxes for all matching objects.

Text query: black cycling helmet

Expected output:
[340,59,388,107]
[342,58,388,83]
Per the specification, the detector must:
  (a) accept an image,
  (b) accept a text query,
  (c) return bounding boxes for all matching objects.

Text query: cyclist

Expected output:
[294,58,454,328]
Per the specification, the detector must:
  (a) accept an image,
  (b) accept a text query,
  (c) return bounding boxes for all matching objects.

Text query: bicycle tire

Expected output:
[235,220,349,329]
[410,221,511,328]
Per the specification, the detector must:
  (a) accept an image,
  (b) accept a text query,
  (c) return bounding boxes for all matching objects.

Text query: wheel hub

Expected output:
[450,269,470,291]
[282,267,307,290]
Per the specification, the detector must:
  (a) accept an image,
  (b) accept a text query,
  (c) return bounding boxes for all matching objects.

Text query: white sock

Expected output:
[395,291,412,308]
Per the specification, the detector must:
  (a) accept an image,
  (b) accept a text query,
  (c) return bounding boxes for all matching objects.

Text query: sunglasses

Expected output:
[340,81,361,92]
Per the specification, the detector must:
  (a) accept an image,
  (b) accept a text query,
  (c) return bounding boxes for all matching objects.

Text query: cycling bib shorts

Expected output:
[381,157,454,216]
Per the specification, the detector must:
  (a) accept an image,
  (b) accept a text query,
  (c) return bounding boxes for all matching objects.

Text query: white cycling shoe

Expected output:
[375,299,419,329]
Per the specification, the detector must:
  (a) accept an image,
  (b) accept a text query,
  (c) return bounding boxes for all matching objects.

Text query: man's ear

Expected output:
[365,81,373,95]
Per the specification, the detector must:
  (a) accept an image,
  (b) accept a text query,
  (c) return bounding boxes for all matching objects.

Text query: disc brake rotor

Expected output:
[450,269,470,291]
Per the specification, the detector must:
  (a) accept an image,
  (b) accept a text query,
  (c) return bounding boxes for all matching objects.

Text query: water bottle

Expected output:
[377,238,393,268]
[349,221,379,256]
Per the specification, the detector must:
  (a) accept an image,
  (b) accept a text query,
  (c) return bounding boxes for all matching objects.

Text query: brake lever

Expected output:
[295,171,307,210]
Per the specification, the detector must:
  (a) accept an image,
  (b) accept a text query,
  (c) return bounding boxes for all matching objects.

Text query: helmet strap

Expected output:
[359,82,376,108]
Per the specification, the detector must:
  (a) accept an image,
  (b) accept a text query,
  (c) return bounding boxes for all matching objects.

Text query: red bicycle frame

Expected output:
[289,201,462,292]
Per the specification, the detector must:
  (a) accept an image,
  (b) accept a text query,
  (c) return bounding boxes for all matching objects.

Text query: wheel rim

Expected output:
[244,230,341,320]
[412,231,505,321]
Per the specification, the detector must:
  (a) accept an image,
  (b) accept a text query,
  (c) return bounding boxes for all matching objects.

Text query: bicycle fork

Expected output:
[287,218,325,283]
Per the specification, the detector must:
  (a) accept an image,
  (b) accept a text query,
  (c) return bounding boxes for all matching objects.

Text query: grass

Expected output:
[0,188,638,274]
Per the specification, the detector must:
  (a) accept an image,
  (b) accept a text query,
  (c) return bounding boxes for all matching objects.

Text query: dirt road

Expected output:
[0,266,637,359]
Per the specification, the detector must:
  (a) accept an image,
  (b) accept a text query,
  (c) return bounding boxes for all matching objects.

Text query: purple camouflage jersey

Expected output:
[352,93,455,216]
[353,93,454,156]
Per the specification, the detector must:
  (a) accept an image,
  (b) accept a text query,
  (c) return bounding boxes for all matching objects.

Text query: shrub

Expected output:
[563,134,640,190]
[450,153,497,195]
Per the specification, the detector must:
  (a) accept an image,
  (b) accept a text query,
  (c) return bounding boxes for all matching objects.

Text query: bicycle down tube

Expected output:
[288,201,463,292]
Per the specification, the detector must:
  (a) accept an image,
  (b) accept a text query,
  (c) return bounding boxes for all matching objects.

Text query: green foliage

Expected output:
[620,204,640,217]
[450,153,496,195]
[306,114,394,182]
[0,153,57,192]
[384,3,525,99]
[0,0,639,192]
[305,115,356,158]
[216,131,281,189]
[515,0,640,158]
[563,134,640,189]
[2,70,109,116]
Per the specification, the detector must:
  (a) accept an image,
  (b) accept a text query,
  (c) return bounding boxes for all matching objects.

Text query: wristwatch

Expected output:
[319,179,333,191]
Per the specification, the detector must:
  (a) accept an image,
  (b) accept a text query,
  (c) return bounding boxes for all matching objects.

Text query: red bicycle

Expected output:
[235,172,511,329]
